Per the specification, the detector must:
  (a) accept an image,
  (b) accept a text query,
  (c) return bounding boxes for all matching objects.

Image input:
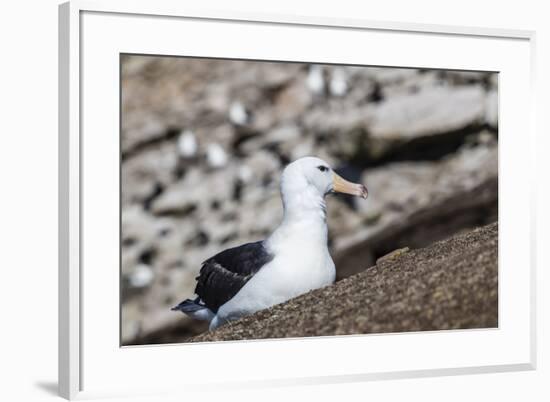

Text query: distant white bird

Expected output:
[177,129,198,158]
[172,157,368,330]
[229,101,249,126]
[329,68,348,97]
[206,143,228,168]
[129,264,154,288]
[306,65,325,95]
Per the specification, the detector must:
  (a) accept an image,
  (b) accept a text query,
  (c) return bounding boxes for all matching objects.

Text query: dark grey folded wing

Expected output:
[194,241,273,313]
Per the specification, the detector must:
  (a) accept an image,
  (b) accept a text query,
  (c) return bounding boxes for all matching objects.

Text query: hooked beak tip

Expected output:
[360,185,368,199]
[332,172,369,200]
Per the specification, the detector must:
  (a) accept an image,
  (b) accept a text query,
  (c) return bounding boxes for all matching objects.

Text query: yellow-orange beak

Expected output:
[332,173,368,199]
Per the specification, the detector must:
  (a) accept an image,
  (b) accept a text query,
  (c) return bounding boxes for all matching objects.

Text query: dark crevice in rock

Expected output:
[263,144,291,166]
[232,179,244,202]
[153,204,197,218]
[138,248,156,266]
[231,129,264,156]
[143,182,164,211]
[122,127,181,161]
[367,82,384,103]
[186,230,210,247]
[125,319,209,346]
[346,123,490,168]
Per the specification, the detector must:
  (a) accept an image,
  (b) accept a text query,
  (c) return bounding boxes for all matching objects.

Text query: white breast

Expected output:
[215,169,338,325]
[217,218,335,321]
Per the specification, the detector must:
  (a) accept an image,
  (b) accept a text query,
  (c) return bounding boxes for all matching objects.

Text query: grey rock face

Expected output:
[369,86,486,139]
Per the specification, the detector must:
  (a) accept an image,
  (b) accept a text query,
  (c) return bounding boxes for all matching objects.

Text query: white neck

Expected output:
[267,181,328,250]
[281,184,327,224]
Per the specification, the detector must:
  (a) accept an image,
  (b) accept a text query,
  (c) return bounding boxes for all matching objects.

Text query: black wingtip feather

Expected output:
[171,299,204,313]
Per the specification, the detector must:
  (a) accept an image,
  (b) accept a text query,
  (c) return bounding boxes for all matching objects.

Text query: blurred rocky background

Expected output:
[121,55,498,345]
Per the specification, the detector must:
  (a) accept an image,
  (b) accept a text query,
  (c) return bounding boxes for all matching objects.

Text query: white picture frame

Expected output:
[59,1,537,400]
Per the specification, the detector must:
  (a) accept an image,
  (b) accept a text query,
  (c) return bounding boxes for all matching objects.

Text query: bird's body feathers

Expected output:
[172,157,367,331]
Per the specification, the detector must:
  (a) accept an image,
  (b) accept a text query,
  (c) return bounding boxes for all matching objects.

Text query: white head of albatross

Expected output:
[172,156,368,330]
[280,156,367,219]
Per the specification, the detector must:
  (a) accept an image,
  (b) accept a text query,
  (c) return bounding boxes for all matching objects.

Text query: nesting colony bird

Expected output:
[177,129,198,158]
[306,65,325,95]
[172,156,368,330]
[206,143,228,168]
[329,67,349,97]
[228,100,249,126]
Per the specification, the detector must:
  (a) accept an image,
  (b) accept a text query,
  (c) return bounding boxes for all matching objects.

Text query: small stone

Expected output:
[376,247,410,265]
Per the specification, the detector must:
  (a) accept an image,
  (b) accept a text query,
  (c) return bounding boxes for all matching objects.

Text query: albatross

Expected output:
[172,156,368,330]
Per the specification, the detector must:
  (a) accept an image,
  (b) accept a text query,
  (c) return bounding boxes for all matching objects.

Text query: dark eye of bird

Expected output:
[317,166,329,172]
